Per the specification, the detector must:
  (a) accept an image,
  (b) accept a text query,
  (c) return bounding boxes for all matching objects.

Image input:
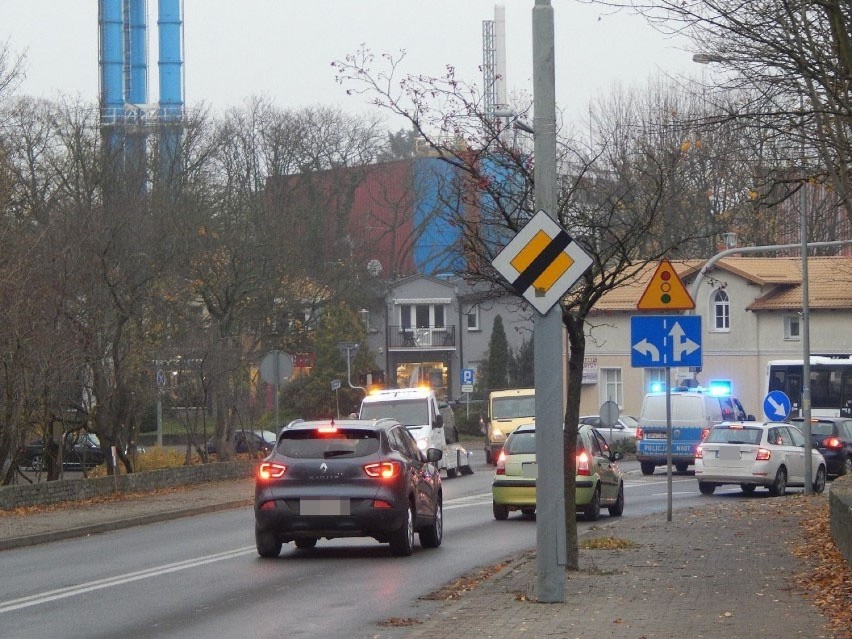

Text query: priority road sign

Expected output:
[636,259,695,311]
[491,210,592,315]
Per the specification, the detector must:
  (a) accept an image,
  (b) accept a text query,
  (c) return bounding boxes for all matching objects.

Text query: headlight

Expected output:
[416,437,429,450]
[491,428,505,442]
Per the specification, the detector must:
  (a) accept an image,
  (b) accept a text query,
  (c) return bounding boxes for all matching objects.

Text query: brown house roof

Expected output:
[591,256,852,313]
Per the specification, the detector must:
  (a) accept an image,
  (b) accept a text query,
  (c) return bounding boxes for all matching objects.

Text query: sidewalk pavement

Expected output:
[0,479,847,639]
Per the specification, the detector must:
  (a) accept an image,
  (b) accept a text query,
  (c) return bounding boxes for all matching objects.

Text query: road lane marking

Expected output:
[0,546,256,613]
[0,493,494,613]
[444,492,492,510]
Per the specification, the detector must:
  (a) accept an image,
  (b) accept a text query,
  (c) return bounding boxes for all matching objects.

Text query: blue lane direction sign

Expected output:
[630,315,702,368]
[763,390,791,421]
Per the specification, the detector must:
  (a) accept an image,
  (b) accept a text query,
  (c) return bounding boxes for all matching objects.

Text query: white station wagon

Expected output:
[695,421,827,496]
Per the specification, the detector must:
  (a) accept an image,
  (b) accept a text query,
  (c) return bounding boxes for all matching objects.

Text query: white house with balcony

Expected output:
[363,274,534,400]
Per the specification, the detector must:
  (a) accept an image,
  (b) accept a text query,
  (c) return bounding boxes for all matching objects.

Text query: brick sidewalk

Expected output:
[391,497,842,639]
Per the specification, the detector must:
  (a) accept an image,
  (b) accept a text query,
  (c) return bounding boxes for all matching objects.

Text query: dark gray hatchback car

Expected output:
[254,418,443,558]
[789,416,852,477]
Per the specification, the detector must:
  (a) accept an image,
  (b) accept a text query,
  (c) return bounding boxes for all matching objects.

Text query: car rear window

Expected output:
[277,429,380,459]
[643,395,706,421]
[792,420,836,437]
[505,431,535,454]
[704,426,762,445]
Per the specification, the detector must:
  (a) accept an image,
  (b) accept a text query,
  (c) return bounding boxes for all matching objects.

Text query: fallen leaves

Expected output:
[790,495,852,639]
[421,560,511,600]
[580,536,639,550]
[376,617,421,627]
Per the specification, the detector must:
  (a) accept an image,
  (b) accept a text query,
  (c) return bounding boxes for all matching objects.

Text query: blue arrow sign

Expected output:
[461,368,475,385]
[630,315,702,368]
[763,390,791,421]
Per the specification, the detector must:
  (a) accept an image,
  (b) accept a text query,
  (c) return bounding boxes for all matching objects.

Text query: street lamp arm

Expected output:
[688,239,852,301]
[493,108,535,134]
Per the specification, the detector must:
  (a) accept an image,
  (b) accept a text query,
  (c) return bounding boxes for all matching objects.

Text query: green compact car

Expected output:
[491,423,625,521]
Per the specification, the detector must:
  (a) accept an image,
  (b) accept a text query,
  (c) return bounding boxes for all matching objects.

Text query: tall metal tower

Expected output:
[482,4,507,120]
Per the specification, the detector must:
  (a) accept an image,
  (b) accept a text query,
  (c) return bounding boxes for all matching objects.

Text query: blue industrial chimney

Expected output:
[158,0,184,180]
[128,0,149,105]
[99,0,125,154]
[98,0,184,185]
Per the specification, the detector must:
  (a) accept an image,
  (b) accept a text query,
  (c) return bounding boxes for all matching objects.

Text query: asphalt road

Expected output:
[0,453,737,639]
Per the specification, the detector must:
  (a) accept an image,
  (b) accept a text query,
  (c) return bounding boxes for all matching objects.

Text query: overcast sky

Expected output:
[0,1,696,126]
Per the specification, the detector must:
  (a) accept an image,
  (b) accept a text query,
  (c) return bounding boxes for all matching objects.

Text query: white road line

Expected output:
[0,493,495,613]
[0,546,255,614]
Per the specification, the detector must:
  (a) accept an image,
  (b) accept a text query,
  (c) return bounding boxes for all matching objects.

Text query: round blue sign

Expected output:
[763,390,791,421]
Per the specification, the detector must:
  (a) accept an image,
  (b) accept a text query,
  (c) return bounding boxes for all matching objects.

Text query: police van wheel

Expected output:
[640,462,655,476]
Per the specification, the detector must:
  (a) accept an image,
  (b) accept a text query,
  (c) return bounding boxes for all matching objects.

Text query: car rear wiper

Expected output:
[323,450,354,458]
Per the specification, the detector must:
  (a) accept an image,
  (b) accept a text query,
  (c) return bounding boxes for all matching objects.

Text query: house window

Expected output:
[433,305,445,328]
[400,304,412,330]
[600,368,623,406]
[784,314,801,341]
[711,289,730,331]
[415,304,430,328]
[398,303,447,329]
[466,305,480,331]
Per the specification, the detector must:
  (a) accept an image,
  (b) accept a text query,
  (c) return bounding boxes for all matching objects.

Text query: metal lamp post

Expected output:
[693,52,815,492]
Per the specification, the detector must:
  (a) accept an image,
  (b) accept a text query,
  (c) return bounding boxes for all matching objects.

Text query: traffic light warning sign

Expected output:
[636,259,695,311]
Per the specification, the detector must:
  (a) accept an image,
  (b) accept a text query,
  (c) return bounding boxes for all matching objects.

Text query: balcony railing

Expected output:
[388,325,456,349]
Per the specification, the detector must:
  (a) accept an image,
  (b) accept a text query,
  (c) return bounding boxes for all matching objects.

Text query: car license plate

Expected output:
[522,463,538,479]
[645,432,666,439]
[719,447,741,461]
[300,498,350,516]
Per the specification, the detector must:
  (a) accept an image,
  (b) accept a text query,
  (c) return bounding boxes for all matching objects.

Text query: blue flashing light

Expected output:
[708,380,732,396]
[649,382,665,393]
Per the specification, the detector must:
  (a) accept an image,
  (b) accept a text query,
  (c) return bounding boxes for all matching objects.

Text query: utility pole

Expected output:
[532,0,566,603]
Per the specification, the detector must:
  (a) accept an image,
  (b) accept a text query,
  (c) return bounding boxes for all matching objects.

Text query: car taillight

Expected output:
[577,451,591,476]
[701,428,710,441]
[755,448,771,461]
[636,428,644,440]
[364,461,401,479]
[695,445,704,459]
[258,462,287,480]
[495,450,507,475]
[822,436,843,450]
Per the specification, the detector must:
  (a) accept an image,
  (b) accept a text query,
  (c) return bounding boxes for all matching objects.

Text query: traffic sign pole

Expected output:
[532,0,565,604]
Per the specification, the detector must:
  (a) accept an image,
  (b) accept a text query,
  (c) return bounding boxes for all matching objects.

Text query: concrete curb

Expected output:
[0,498,252,552]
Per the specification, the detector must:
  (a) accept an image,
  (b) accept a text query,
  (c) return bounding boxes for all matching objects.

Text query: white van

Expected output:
[359,388,473,478]
[636,390,753,476]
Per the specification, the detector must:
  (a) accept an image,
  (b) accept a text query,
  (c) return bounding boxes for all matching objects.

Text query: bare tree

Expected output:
[335,48,724,568]
[585,0,852,227]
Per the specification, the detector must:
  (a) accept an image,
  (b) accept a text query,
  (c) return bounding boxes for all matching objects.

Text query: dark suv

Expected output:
[254,418,443,558]
[789,417,852,477]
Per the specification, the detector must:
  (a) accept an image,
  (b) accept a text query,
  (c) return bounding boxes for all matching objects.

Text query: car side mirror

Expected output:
[611,451,624,462]
[425,447,443,463]
[434,414,444,428]
[747,414,755,421]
